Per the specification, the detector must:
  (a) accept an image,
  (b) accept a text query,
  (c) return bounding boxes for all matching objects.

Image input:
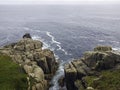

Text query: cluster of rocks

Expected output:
[64,46,120,90]
[0,33,58,90]
[1,33,120,90]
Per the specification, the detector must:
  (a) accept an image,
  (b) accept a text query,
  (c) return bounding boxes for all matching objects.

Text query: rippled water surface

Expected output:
[0,5,120,90]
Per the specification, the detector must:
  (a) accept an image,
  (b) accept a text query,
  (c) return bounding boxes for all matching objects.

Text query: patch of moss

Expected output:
[84,70,120,90]
[0,54,28,90]
[75,80,85,90]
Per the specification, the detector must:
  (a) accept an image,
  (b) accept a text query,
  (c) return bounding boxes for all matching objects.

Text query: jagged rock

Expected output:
[72,60,91,78]
[74,80,85,90]
[32,85,36,90]
[37,57,50,74]
[33,52,50,74]
[35,80,47,90]
[84,51,120,70]
[23,33,32,39]
[42,49,57,74]
[35,83,43,90]
[64,60,91,90]
[14,44,25,51]
[13,54,23,63]
[13,38,43,52]
[64,63,77,90]
[58,76,65,87]
[33,65,44,82]
[27,53,34,60]
[0,33,58,90]
[64,46,120,90]
[94,46,112,52]
[34,40,43,49]
[23,64,33,74]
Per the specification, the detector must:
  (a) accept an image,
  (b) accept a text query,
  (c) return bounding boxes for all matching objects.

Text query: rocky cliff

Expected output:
[0,33,58,90]
[64,46,120,90]
[1,34,120,90]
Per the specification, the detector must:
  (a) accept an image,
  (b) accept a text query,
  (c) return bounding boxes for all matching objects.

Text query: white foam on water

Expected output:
[46,32,69,55]
[49,61,65,90]
[112,47,120,55]
[112,47,120,51]
[79,36,89,39]
[23,27,44,33]
[0,39,7,44]
[33,32,70,90]
[110,41,120,44]
[49,59,73,90]
[23,27,30,31]
[32,35,50,49]
[98,40,105,42]
[0,35,11,45]
[56,44,68,55]
[46,32,71,90]
[46,32,61,45]
[35,30,42,32]
[32,35,59,59]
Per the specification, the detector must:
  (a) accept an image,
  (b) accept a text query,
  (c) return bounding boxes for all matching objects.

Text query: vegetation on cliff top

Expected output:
[0,54,28,90]
[84,70,120,90]
[64,46,120,90]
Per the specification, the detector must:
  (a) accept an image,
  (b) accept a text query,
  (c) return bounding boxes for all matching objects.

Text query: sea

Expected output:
[0,4,120,90]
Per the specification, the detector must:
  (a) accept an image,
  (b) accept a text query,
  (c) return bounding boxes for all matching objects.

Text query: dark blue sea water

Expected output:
[0,5,120,90]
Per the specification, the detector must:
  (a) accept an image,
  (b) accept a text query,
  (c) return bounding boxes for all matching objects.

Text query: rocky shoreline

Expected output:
[0,33,58,90]
[0,33,120,90]
[64,46,120,90]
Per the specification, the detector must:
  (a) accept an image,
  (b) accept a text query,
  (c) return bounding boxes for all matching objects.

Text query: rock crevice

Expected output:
[64,46,120,90]
[0,33,58,90]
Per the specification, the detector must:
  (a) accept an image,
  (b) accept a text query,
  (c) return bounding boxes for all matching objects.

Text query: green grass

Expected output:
[84,70,120,90]
[0,54,28,90]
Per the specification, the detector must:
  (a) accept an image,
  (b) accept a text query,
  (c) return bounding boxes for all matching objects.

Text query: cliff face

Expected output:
[1,34,120,90]
[64,46,120,90]
[0,33,58,90]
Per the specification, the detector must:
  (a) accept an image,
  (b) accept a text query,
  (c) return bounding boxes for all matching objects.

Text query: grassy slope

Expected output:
[0,54,28,90]
[84,70,120,90]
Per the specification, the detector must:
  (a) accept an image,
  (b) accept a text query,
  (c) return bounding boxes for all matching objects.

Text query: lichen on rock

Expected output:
[0,33,58,90]
[64,46,120,90]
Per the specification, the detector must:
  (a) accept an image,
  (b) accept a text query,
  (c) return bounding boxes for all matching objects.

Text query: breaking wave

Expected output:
[46,32,69,55]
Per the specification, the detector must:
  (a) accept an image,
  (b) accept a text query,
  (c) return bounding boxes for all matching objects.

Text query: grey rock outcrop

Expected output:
[23,33,32,39]
[64,46,120,90]
[0,34,58,90]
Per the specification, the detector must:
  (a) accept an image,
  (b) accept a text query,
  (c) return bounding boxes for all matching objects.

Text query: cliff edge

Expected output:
[64,46,120,90]
[0,33,58,90]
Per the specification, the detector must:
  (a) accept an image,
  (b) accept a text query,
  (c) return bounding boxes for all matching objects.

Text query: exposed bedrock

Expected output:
[64,46,120,90]
[0,33,58,90]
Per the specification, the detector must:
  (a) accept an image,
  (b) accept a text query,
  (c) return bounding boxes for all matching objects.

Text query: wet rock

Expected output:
[23,33,32,39]
[58,76,65,87]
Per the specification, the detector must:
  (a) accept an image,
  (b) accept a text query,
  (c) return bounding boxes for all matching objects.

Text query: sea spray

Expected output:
[49,61,65,90]
[32,32,70,90]
[46,32,70,55]
[32,35,51,49]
